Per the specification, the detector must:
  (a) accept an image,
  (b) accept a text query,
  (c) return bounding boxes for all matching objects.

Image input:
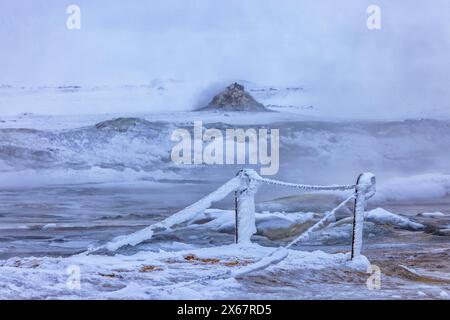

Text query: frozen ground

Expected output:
[0,101,449,299]
[0,243,372,299]
[0,209,448,299]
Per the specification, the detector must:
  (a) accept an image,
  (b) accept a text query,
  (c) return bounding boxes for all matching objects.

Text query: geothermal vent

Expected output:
[197,82,269,112]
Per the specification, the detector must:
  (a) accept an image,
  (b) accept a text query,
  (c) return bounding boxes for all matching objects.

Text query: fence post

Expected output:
[235,169,260,244]
[351,172,376,260]
[234,190,239,244]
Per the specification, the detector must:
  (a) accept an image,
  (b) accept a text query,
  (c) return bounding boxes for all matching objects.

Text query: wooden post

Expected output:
[234,169,259,245]
[351,172,376,260]
[234,191,239,244]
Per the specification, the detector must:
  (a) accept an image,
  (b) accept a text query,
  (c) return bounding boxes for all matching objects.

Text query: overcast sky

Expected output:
[0,0,449,117]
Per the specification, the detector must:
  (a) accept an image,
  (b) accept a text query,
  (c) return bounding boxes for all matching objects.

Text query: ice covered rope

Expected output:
[86,169,256,254]
[286,193,356,249]
[84,176,242,254]
[247,171,356,192]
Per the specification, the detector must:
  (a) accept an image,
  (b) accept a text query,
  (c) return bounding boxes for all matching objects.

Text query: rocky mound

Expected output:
[94,117,157,132]
[198,82,269,112]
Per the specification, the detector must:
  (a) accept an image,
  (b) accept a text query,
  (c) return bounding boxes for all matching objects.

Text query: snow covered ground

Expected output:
[0,243,371,299]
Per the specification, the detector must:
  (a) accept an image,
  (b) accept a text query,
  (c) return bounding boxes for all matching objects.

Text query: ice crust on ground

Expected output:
[0,243,369,299]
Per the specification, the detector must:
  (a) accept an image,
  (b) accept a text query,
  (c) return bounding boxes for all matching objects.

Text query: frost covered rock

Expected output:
[116,205,426,248]
[95,117,149,131]
[255,212,318,240]
[190,209,318,240]
[311,220,386,244]
[198,83,269,112]
[94,117,167,133]
[42,223,57,230]
[417,211,446,218]
[366,208,425,231]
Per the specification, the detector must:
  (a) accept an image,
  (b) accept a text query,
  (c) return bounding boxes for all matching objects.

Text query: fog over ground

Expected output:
[0,0,449,118]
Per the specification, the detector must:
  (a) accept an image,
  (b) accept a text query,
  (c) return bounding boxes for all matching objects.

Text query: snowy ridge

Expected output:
[1,115,450,205]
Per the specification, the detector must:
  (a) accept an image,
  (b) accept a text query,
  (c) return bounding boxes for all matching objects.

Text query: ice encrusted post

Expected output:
[351,172,376,260]
[235,169,260,244]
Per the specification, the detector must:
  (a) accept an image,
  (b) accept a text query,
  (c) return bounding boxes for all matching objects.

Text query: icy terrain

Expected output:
[0,86,449,299]
[0,243,372,299]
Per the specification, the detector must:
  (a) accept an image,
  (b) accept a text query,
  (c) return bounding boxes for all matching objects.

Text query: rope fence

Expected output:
[85,169,376,267]
[158,171,376,290]
[233,169,376,260]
